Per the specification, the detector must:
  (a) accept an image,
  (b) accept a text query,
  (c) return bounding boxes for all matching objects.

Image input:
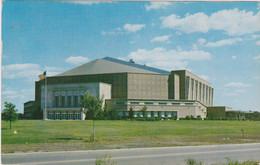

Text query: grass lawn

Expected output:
[2,120,260,153]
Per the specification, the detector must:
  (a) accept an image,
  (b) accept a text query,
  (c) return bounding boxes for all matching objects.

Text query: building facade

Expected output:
[24,57,214,120]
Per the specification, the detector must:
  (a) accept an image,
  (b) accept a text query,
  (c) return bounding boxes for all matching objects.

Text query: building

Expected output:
[24,57,214,120]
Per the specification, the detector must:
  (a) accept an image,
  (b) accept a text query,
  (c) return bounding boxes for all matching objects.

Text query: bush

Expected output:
[169,116,177,120]
[185,158,202,165]
[155,117,162,121]
[196,115,202,120]
[136,117,146,121]
[146,117,155,121]
[185,115,191,120]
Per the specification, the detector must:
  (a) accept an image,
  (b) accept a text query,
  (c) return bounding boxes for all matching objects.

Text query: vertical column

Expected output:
[189,78,192,100]
[209,87,211,106]
[200,83,203,102]
[206,86,209,106]
[203,85,206,105]
[211,88,214,106]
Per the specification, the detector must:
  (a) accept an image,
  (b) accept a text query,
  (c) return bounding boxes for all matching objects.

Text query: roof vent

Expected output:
[129,59,135,63]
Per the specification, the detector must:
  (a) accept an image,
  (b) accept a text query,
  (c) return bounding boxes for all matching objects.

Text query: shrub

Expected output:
[140,106,147,117]
[155,117,162,121]
[185,158,203,165]
[169,116,177,120]
[185,115,191,120]
[128,106,134,119]
[95,154,117,165]
[196,115,202,120]
[146,117,155,121]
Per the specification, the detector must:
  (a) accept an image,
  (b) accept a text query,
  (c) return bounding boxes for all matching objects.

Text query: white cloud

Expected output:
[127,47,211,70]
[2,89,28,99]
[198,38,206,45]
[162,12,209,33]
[232,56,237,60]
[256,40,260,45]
[2,63,42,81]
[145,2,174,11]
[151,35,170,43]
[253,55,260,60]
[65,56,90,65]
[224,82,251,88]
[123,24,145,33]
[2,63,64,81]
[199,75,210,81]
[44,66,65,76]
[205,38,242,47]
[101,28,123,35]
[252,34,260,39]
[161,9,260,36]
[253,54,260,64]
[234,89,247,93]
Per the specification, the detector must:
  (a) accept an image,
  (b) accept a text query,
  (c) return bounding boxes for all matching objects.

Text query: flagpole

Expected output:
[44,75,47,120]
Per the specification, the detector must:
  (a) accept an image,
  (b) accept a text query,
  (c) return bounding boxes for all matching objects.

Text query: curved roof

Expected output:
[55,57,170,77]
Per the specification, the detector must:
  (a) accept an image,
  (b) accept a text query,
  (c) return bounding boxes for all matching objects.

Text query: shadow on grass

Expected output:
[2,128,8,130]
[49,137,83,141]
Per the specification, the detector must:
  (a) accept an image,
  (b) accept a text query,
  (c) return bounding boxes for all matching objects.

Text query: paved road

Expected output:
[2,143,260,165]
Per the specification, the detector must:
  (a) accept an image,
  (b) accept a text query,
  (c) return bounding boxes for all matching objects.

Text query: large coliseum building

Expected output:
[24,57,214,120]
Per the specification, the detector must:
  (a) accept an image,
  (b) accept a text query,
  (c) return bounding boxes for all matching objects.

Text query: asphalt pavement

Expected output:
[2,143,260,165]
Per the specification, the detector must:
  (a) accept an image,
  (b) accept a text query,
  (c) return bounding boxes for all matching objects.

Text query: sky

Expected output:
[1,1,260,113]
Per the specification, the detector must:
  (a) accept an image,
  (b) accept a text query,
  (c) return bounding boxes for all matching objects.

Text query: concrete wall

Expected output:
[207,106,227,117]
[127,73,169,100]
[171,70,213,107]
[106,99,207,119]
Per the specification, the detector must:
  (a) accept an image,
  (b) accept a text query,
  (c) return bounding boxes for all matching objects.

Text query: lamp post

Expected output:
[241,129,245,141]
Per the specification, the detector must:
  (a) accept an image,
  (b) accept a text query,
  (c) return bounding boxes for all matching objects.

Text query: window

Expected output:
[144,102,153,105]
[130,102,139,105]
[73,96,79,107]
[115,101,125,105]
[75,111,80,120]
[172,111,177,118]
[159,102,167,105]
[55,111,60,120]
[61,96,65,107]
[48,111,54,120]
[67,96,72,107]
[166,112,171,117]
[160,112,165,117]
[185,76,190,99]
[68,111,73,120]
[80,95,84,105]
[61,111,67,120]
[55,96,59,107]
[185,103,194,106]
[172,103,180,106]
[191,79,194,100]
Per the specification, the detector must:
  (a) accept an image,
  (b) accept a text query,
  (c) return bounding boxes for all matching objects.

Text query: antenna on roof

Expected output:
[129,59,135,63]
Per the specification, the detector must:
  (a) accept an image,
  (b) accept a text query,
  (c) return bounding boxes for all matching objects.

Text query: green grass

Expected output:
[2,120,260,153]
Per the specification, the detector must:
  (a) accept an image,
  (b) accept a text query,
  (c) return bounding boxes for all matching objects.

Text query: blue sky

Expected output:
[2,1,260,113]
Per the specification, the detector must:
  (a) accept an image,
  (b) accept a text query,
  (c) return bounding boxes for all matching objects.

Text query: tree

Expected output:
[2,102,18,129]
[140,106,147,117]
[80,92,103,142]
[128,106,134,119]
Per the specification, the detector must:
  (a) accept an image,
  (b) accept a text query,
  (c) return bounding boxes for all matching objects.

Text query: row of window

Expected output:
[115,101,197,106]
[47,111,81,120]
[54,95,84,108]
[117,111,178,118]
